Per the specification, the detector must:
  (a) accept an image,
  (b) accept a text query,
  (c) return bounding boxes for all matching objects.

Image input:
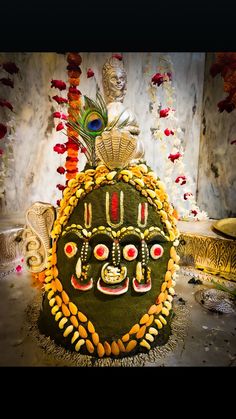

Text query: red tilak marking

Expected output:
[141,203,146,224]
[110,192,119,223]
[86,204,90,225]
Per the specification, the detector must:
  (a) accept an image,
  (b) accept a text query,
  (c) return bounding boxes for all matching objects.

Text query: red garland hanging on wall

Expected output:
[65,52,82,181]
[51,52,83,205]
[0,60,19,195]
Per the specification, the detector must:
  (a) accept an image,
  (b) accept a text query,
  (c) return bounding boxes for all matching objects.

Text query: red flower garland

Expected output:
[168,152,182,163]
[50,73,69,204]
[56,122,64,131]
[151,72,171,86]
[57,166,66,174]
[175,175,186,185]
[52,95,68,104]
[87,68,94,78]
[164,128,174,136]
[65,52,82,181]
[53,143,67,154]
[51,79,66,90]
[159,107,170,118]
[0,61,19,169]
[183,192,193,200]
[112,53,123,61]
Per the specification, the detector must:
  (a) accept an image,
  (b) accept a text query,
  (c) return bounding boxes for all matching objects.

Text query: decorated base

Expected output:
[27,293,189,366]
[178,220,236,281]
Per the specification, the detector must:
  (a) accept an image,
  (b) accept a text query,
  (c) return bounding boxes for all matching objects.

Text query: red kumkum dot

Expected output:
[127,248,136,258]
[66,245,73,254]
[15,265,22,273]
[96,246,105,257]
[154,247,162,257]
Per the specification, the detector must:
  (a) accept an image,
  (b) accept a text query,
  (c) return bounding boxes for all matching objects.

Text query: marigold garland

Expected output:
[51,53,83,204]
[66,53,82,182]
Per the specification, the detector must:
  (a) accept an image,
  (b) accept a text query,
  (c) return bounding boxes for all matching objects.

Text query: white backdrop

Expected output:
[0,52,205,214]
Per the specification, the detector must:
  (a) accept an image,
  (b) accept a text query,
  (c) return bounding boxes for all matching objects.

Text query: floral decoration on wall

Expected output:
[0,60,19,200]
[51,52,85,206]
[146,55,208,221]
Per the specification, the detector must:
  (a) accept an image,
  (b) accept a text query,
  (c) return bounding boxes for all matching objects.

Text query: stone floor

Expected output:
[0,264,235,367]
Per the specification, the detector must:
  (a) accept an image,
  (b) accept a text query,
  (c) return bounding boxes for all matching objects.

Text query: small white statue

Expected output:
[102,56,144,160]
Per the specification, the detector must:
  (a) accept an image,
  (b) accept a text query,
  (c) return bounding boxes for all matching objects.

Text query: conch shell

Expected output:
[95,129,137,170]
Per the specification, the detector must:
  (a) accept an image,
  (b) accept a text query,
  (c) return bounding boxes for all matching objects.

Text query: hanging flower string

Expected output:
[65,52,83,183]
[51,76,68,203]
[51,53,84,206]
[146,55,208,221]
[65,54,96,178]
[0,60,19,200]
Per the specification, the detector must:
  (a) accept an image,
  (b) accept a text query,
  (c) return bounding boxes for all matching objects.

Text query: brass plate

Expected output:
[213,218,236,239]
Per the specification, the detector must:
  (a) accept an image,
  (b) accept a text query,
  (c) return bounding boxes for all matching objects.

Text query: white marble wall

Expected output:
[0,52,205,215]
[197,53,236,219]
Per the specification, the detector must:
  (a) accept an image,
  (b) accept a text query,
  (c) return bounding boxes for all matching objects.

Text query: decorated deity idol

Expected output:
[24,56,180,358]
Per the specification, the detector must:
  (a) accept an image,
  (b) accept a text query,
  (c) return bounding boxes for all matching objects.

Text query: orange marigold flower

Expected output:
[68,77,80,86]
[66,172,76,180]
[67,149,78,158]
[67,128,79,138]
[68,92,81,101]
[70,100,81,110]
[69,117,79,124]
[65,161,77,170]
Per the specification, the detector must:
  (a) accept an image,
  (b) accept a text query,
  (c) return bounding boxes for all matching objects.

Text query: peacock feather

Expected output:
[66,92,107,165]
[66,91,131,166]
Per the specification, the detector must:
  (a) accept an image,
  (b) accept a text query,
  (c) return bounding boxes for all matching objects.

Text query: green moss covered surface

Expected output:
[39,177,174,356]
